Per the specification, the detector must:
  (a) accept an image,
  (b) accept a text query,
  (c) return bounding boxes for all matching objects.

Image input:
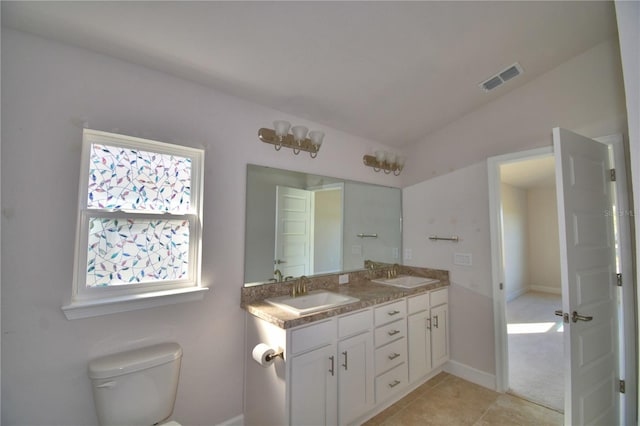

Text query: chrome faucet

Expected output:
[291,276,309,297]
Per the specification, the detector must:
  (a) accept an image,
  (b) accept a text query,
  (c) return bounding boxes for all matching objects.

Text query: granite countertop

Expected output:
[243,276,449,329]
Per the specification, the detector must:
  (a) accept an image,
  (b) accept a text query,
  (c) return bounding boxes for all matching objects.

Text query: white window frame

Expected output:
[62,129,207,319]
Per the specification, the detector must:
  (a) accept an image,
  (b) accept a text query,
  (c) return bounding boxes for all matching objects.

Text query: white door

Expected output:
[554,128,619,426]
[275,186,311,278]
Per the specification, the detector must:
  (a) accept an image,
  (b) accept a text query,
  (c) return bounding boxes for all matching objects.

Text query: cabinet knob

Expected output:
[387,329,400,336]
[388,310,400,316]
[388,352,401,360]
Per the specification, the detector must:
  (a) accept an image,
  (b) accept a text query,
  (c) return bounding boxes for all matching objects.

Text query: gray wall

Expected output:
[501,183,529,301]
[402,39,627,381]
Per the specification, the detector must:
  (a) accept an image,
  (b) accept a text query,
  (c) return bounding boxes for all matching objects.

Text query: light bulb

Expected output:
[291,126,309,144]
[273,121,291,140]
[309,131,324,148]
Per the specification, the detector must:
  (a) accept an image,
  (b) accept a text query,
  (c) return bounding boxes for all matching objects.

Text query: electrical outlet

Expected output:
[339,274,349,284]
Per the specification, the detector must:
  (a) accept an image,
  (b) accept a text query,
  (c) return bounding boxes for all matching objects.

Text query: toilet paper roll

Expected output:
[252,343,276,367]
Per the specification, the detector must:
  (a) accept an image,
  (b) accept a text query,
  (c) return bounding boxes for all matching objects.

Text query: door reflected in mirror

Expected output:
[244,165,402,286]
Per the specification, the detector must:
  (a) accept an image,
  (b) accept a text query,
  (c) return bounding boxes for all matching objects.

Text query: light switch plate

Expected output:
[404,248,413,260]
[454,253,472,266]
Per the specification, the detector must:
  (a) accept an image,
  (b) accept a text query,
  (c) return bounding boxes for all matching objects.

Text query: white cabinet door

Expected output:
[290,345,338,426]
[431,304,449,367]
[338,332,374,425]
[408,311,431,382]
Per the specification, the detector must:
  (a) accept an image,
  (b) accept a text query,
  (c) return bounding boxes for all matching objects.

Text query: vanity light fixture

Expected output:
[259,121,324,158]
[363,150,405,176]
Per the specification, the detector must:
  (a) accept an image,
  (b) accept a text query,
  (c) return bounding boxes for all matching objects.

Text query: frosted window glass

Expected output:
[87,143,192,212]
[86,218,190,288]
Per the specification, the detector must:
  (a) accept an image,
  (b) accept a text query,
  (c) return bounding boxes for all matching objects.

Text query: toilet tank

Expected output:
[89,342,182,426]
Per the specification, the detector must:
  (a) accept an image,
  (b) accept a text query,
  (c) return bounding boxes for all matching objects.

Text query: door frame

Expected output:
[600,134,637,423]
[309,182,345,274]
[487,134,636,422]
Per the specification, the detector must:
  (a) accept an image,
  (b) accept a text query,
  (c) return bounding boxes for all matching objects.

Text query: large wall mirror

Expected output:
[244,165,402,286]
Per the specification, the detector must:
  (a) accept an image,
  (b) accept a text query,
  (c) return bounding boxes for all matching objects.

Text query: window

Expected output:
[63,129,206,319]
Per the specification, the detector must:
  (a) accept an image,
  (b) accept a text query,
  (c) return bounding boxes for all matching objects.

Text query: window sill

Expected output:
[62,286,209,320]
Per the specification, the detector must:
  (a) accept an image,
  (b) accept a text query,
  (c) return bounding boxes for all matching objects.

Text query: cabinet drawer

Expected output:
[290,320,334,355]
[375,363,408,403]
[430,288,448,307]
[407,293,429,314]
[338,309,372,339]
[374,300,406,326]
[374,319,406,348]
[375,337,406,375]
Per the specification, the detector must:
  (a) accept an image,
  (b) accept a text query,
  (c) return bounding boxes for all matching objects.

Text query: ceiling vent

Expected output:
[479,62,524,92]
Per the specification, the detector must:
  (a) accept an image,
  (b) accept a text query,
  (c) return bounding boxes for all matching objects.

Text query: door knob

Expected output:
[554,310,569,323]
[572,311,593,323]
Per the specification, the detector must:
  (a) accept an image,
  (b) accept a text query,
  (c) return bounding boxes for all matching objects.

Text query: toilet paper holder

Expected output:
[265,350,284,362]
[252,343,284,367]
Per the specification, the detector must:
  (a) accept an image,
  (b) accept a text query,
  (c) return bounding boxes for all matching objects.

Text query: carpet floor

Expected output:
[507,291,564,412]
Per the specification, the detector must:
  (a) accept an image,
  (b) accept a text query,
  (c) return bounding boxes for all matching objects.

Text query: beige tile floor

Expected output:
[363,373,563,426]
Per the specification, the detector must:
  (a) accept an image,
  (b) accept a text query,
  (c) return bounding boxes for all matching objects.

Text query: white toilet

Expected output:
[88,342,183,426]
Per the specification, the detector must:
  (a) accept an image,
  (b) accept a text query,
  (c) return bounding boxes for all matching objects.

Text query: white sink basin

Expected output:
[372,275,440,289]
[266,290,359,316]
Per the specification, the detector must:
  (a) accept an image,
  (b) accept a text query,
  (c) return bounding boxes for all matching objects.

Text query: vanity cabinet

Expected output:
[289,309,374,426]
[337,331,374,424]
[373,300,409,403]
[289,319,337,426]
[407,288,449,383]
[244,287,449,426]
[290,344,337,425]
[431,302,449,367]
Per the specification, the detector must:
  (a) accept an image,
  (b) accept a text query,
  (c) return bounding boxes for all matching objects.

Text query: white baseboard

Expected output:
[506,287,528,302]
[529,285,561,295]
[216,414,244,426]
[444,360,496,391]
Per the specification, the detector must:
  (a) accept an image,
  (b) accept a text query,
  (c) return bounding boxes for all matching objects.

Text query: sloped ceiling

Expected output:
[501,156,556,189]
[1,1,619,147]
